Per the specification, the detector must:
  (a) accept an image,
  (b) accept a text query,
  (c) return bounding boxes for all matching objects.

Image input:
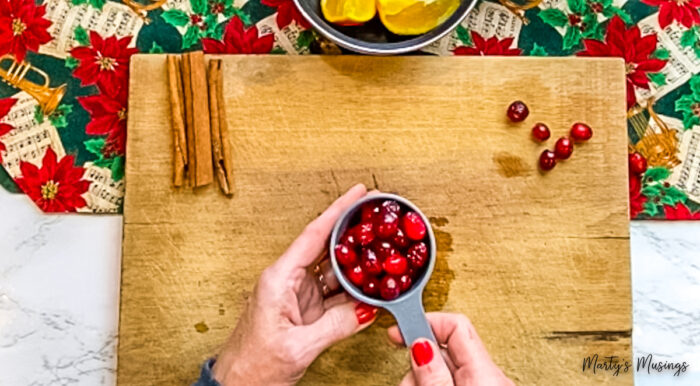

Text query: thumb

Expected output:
[409,339,453,386]
[301,302,377,357]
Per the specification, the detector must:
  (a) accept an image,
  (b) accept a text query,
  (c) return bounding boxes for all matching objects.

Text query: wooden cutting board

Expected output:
[119,55,631,385]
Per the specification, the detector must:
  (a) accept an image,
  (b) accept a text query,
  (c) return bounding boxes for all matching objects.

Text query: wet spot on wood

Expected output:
[429,216,449,227]
[544,330,631,342]
[375,228,455,328]
[194,321,209,333]
[493,152,531,178]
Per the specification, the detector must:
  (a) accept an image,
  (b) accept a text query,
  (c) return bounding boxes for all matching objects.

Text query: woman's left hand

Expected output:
[212,184,378,386]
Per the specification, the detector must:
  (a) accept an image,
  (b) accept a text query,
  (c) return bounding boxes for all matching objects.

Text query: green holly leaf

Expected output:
[539,8,569,28]
[84,138,106,157]
[599,0,612,7]
[74,26,90,46]
[603,6,631,24]
[581,15,600,39]
[182,26,201,49]
[162,9,190,27]
[89,0,105,9]
[529,43,548,56]
[34,105,44,124]
[694,47,700,59]
[652,47,670,60]
[676,94,694,113]
[648,72,666,86]
[48,104,72,129]
[665,186,687,202]
[70,0,87,5]
[149,42,164,53]
[562,26,582,50]
[456,25,471,46]
[191,0,206,15]
[660,195,676,205]
[690,75,700,99]
[110,156,125,181]
[681,28,698,48]
[568,0,585,13]
[682,112,700,129]
[641,184,661,197]
[271,47,286,54]
[297,30,314,48]
[65,56,79,69]
[644,167,671,182]
[227,7,251,25]
[643,201,659,216]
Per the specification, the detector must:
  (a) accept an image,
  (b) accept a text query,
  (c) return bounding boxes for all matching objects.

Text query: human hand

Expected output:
[388,313,514,386]
[212,184,378,386]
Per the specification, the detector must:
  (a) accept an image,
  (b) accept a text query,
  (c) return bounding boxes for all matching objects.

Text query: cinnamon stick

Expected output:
[181,52,196,187]
[188,51,213,187]
[167,55,187,187]
[208,59,234,196]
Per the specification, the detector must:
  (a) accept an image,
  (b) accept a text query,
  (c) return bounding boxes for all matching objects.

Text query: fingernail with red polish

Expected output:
[355,302,378,324]
[411,341,433,367]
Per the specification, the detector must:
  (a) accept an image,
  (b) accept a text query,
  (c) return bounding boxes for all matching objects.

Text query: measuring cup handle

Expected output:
[385,293,436,346]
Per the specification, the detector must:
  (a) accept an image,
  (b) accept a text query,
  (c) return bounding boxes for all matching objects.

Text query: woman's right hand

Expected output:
[387,313,514,386]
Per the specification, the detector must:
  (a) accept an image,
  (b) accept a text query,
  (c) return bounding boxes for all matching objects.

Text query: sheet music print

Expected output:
[669,126,700,204]
[81,162,124,213]
[421,1,521,56]
[0,92,65,177]
[256,15,310,54]
[40,0,143,59]
[635,13,700,105]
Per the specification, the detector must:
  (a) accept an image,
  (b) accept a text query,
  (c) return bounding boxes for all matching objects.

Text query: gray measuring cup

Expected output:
[329,193,437,345]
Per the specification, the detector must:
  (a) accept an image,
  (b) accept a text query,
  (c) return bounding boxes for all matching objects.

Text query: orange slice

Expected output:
[376,0,460,35]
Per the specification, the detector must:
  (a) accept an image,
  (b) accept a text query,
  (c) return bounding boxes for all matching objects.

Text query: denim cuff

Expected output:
[193,358,220,386]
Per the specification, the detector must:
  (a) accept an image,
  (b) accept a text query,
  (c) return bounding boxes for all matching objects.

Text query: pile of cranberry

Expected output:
[334,199,430,301]
[507,100,593,171]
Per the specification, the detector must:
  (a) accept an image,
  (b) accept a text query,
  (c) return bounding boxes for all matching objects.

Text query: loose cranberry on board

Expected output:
[507,101,529,122]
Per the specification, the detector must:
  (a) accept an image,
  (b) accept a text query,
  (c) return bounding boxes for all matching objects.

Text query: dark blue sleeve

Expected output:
[193,358,220,386]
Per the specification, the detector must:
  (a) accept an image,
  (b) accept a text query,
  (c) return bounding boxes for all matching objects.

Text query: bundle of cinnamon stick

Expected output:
[167,52,234,196]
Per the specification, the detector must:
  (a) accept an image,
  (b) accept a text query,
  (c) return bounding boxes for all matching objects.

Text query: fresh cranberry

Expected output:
[406,242,428,269]
[375,210,399,239]
[380,276,401,300]
[383,254,409,276]
[361,248,383,276]
[363,277,380,296]
[531,123,550,141]
[554,137,573,160]
[398,274,412,292]
[341,233,358,248]
[334,244,357,267]
[402,212,426,241]
[381,200,401,214]
[629,152,647,175]
[373,240,396,260]
[392,228,409,248]
[570,122,593,142]
[539,150,557,171]
[361,202,381,222]
[345,264,365,287]
[353,221,375,246]
[507,101,529,122]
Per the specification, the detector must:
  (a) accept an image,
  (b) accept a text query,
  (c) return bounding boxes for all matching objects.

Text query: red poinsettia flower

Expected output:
[202,16,274,54]
[70,31,138,98]
[663,203,700,219]
[0,0,52,62]
[261,0,310,29]
[453,31,522,56]
[642,0,700,29]
[629,174,647,219]
[0,97,17,164]
[578,16,666,109]
[15,147,90,212]
[78,86,127,157]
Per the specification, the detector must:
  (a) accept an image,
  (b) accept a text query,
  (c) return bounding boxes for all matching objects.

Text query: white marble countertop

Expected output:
[1,187,698,385]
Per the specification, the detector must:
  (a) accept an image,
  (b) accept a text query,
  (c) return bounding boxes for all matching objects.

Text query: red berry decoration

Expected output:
[398,274,412,292]
[361,248,383,276]
[392,228,409,248]
[539,150,557,171]
[531,123,550,141]
[334,244,357,267]
[407,242,428,269]
[570,122,593,142]
[353,221,375,246]
[346,264,365,287]
[375,210,399,239]
[629,152,647,175]
[554,137,573,160]
[402,212,427,241]
[380,276,401,300]
[363,277,380,296]
[507,101,529,122]
[383,254,409,276]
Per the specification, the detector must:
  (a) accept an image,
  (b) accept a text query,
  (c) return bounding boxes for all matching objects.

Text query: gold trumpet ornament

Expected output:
[0,55,66,115]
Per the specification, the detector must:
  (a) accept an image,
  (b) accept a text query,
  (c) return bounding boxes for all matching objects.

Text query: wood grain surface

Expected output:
[119,55,631,385]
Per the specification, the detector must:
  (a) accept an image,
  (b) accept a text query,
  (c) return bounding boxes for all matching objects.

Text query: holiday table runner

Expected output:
[0,0,699,218]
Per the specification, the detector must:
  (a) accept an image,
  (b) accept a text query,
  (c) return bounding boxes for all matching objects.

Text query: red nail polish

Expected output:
[355,302,377,324]
[411,341,433,366]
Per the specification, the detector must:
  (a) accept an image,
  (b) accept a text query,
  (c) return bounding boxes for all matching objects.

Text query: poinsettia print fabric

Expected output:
[0,0,699,219]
